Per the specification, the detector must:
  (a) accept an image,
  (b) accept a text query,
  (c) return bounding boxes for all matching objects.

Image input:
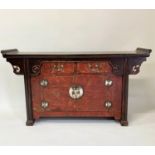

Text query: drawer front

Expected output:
[40,61,112,76]
[41,62,75,75]
[31,72,122,118]
[77,61,112,73]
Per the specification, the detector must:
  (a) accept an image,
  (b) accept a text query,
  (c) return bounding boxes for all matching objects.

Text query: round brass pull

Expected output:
[69,85,84,99]
[41,101,49,109]
[105,101,112,109]
[105,80,113,87]
[40,79,48,87]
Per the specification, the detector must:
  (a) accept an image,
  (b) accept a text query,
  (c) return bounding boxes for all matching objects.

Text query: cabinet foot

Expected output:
[120,120,128,126]
[26,119,35,126]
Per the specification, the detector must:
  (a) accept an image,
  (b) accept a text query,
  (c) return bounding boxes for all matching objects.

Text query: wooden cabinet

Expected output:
[1,48,151,126]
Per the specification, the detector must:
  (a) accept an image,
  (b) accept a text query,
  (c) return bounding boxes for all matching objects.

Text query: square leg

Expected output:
[26,119,35,126]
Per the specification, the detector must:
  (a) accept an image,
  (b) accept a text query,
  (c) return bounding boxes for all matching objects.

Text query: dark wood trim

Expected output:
[23,59,35,126]
[136,47,152,55]
[120,58,129,126]
[1,48,152,59]
[109,58,124,75]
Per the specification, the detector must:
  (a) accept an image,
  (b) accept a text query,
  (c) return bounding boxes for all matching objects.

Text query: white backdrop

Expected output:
[0,10,155,145]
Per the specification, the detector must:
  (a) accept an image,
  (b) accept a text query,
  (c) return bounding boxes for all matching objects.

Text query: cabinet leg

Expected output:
[120,120,128,126]
[26,119,35,126]
[121,60,129,127]
[24,59,34,127]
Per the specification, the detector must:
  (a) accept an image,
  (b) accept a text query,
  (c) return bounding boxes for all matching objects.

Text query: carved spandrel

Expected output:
[5,59,42,76]
[109,58,125,76]
[6,58,24,75]
[128,57,147,75]
[29,61,41,76]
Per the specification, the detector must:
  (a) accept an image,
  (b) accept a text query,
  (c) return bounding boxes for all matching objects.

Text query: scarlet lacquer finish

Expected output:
[1,48,151,126]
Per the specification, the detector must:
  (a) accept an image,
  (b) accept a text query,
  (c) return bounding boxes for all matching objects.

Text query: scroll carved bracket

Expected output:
[6,58,24,75]
[5,59,42,76]
[128,57,147,75]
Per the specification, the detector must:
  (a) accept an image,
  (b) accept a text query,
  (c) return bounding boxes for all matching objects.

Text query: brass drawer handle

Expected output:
[41,101,49,109]
[40,79,48,87]
[105,80,113,87]
[105,101,112,109]
[52,64,64,72]
[69,85,84,99]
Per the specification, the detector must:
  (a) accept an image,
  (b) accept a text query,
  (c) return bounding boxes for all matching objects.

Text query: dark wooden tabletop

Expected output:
[1,48,151,59]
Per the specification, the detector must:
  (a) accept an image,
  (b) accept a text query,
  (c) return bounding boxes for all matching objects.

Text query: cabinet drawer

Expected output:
[77,61,112,74]
[40,61,112,75]
[41,62,75,75]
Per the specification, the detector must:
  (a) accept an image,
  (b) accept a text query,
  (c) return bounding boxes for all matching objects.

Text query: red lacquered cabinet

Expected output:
[1,48,151,126]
